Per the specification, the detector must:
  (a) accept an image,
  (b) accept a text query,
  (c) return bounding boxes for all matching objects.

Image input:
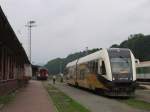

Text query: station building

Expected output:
[0,7,32,95]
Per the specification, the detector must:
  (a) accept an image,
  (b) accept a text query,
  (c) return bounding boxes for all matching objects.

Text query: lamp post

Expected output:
[25,21,36,63]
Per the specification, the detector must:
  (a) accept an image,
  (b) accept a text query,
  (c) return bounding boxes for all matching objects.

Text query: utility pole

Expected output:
[25,21,36,63]
[85,47,88,55]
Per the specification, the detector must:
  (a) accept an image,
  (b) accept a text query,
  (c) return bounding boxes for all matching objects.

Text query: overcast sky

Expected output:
[0,0,150,65]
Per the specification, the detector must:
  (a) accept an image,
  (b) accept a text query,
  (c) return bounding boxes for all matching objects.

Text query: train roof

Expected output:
[0,6,30,64]
[66,60,78,68]
[66,48,131,68]
[77,50,103,65]
[66,50,103,68]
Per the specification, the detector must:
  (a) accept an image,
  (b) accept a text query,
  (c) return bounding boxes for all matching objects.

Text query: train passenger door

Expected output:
[96,60,107,88]
[98,60,106,76]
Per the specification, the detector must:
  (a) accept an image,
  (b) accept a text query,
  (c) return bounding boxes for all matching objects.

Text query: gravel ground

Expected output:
[50,81,149,112]
[1,80,55,112]
[135,89,150,103]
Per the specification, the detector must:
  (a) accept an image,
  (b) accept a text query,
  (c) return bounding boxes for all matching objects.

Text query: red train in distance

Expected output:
[37,68,49,80]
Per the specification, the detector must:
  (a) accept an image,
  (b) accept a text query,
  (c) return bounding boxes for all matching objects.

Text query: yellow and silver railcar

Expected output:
[65,48,136,96]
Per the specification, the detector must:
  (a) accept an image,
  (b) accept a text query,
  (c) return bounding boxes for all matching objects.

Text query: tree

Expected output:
[111,33,150,61]
[110,44,120,48]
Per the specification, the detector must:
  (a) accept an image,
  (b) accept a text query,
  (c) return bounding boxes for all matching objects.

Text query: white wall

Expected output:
[24,64,32,77]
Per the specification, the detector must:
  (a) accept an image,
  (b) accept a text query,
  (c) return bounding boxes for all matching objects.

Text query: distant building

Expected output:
[0,7,32,95]
[136,61,150,68]
[32,65,41,79]
[136,61,150,81]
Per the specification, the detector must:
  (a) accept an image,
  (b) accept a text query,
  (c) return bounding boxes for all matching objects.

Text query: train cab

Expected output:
[37,68,49,80]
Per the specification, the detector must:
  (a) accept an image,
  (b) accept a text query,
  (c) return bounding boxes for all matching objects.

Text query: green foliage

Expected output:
[122,98,150,111]
[44,48,99,74]
[45,58,63,75]
[44,83,90,112]
[110,44,120,48]
[0,92,16,105]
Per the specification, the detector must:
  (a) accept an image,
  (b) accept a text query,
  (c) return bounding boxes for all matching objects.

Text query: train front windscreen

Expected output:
[108,49,133,81]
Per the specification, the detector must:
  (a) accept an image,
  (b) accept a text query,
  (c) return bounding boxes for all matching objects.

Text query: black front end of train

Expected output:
[106,49,137,97]
[104,81,136,97]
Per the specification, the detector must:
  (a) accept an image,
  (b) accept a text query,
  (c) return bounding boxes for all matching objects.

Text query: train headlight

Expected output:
[113,77,115,80]
[112,75,115,80]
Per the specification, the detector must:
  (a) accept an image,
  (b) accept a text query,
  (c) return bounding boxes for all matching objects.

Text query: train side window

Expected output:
[101,61,106,75]
[90,61,93,72]
[94,61,98,73]
[93,61,95,72]
[89,61,92,73]
[80,69,85,80]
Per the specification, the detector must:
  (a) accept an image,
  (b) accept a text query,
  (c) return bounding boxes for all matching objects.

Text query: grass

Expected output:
[44,82,90,112]
[0,92,16,105]
[121,98,150,111]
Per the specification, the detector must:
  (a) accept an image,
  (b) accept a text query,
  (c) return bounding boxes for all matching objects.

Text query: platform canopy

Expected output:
[0,6,30,64]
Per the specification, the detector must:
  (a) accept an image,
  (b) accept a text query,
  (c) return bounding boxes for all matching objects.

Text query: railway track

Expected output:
[137,81,150,85]
[49,81,149,112]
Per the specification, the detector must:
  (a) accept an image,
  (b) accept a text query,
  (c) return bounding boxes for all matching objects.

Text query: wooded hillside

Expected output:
[45,34,150,74]
[44,49,99,74]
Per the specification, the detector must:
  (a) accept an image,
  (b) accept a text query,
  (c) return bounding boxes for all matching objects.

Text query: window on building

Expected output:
[3,48,7,80]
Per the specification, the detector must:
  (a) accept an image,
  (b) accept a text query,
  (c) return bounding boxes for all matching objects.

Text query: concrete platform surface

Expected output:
[0,80,55,112]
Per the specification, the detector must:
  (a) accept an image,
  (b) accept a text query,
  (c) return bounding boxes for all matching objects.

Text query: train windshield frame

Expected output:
[110,57,132,74]
[108,49,133,80]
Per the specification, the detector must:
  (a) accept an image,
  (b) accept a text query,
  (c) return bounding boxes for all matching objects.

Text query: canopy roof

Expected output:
[0,6,30,64]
